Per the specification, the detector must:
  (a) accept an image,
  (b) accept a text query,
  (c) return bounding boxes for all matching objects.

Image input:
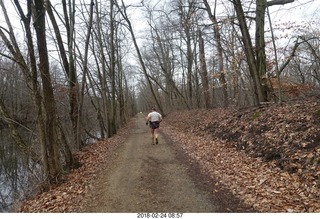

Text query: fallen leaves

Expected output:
[15,119,132,213]
[162,97,320,212]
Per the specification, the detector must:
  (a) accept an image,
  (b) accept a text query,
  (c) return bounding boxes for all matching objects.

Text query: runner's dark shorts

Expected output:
[149,121,160,129]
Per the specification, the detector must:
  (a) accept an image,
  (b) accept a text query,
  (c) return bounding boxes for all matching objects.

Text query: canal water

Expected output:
[0,129,42,212]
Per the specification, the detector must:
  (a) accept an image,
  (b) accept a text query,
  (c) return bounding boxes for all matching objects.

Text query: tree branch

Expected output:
[267,0,294,7]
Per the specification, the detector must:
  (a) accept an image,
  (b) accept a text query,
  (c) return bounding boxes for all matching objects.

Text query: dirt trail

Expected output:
[80,113,250,213]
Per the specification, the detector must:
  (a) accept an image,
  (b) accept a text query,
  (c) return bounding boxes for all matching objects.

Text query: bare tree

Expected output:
[144,4,190,110]
[109,0,117,135]
[0,0,64,184]
[176,0,198,107]
[231,0,295,104]
[77,0,95,146]
[203,0,228,107]
[115,0,164,116]
[198,29,211,109]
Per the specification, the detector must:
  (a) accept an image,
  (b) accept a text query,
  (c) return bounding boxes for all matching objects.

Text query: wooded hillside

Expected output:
[163,96,320,212]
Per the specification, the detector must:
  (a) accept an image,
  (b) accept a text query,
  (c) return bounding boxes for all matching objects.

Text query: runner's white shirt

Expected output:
[147,111,162,122]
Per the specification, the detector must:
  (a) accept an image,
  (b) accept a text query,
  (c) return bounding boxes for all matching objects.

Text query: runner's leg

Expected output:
[150,128,155,144]
[155,128,159,144]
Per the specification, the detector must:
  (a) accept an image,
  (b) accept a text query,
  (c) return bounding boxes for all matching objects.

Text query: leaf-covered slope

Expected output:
[163,98,320,212]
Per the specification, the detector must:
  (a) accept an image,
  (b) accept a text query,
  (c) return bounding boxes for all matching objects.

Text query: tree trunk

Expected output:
[33,0,62,183]
[94,0,111,138]
[198,29,211,109]
[46,0,76,169]
[232,0,263,105]
[109,0,117,136]
[186,30,193,107]
[61,0,80,149]
[78,0,95,145]
[116,39,127,125]
[233,0,295,104]
[203,0,228,107]
[256,0,268,101]
[1,0,61,186]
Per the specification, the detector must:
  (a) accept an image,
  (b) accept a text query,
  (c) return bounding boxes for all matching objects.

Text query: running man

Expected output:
[145,107,162,145]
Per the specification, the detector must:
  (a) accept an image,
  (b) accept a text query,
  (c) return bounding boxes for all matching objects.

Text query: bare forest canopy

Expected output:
[0,0,319,211]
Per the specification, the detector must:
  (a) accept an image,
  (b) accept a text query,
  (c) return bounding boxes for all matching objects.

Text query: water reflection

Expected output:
[0,129,41,212]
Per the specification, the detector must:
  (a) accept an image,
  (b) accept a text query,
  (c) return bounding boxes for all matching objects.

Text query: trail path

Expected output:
[80,113,249,213]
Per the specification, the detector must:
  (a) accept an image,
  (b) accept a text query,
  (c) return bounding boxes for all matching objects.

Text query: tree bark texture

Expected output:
[198,29,211,109]
[232,0,264,104]
[33,0,62,183]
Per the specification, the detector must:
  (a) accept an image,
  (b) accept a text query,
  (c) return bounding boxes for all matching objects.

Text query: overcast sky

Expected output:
[1,0,319,32]
[269,0,320,23]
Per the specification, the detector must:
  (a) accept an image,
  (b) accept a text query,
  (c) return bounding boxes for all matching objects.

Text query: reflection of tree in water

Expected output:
[0,129,42,212]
